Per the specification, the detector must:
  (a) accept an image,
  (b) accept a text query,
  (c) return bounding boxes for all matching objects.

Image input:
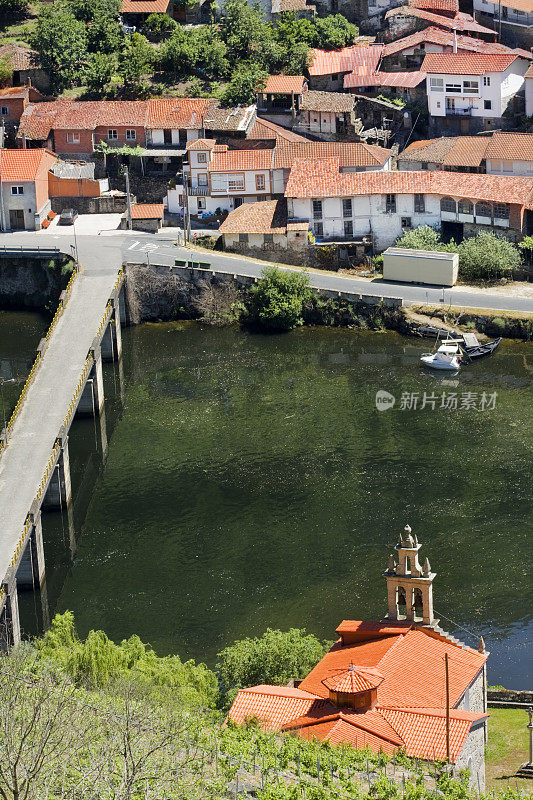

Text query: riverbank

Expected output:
[0,254,74,313]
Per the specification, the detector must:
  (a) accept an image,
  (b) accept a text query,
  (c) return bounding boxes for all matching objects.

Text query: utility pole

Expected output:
[445,653,450,765]
[498,0,502,41]
[182,172,191,244]
[124,166,132,231]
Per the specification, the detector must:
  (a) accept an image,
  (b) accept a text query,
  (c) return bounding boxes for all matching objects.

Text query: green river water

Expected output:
[1,311,532,687]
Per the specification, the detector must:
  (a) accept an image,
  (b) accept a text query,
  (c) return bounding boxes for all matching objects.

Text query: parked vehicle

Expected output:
[59,209,78,226]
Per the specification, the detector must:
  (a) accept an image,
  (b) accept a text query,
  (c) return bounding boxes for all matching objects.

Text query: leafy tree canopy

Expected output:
[217,628,330,708]
[85,51,115,94]
[395,225,457,253]
[0,55,13,88]
[87,10,122,54]
[457,231,520,281]
[312,14,358,49]
[0,0,28,28]
[220,61,268,106]
[33,4,88,90]
[219,0,274,64]
[117,32,154,95]
[247,266,313,331]
[70,0,121,22]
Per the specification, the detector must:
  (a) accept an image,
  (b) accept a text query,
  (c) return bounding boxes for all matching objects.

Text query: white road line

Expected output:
[127,240,140,250]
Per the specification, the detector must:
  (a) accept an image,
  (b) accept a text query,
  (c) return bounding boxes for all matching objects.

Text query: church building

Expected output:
[227,526,489,789]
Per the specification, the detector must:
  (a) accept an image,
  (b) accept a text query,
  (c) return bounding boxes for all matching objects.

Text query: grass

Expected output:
[486,707,531,791]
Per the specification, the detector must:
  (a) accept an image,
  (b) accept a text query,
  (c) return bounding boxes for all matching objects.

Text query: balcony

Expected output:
[445,105,473,117]
[175,181,210,196]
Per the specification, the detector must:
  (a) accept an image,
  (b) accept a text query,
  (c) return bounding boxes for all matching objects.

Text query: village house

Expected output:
[473,0,533,49]
[385,1,497,41]
[0,148,57,231]
[256,75,308,122]
[246,116,311,145]
[380,26,531,72]
[218,198,309,262]
[0,85,46,140]
[398,132,533,176]
[168,139,392,219]
[307,44,384,92]
[0,43,50,93]
[297,91,358,140]
[227,527,489,790]
[283,156,533,249]
[270,0,316,21]
[421,52,529,134]
[119,0,174,27]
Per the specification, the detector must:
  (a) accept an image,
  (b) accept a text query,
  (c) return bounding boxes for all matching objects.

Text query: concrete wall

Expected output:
[0,179,47,231]
[50,195,127,214]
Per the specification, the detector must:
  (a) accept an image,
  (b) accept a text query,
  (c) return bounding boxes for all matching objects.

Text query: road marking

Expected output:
[127,240,140,250]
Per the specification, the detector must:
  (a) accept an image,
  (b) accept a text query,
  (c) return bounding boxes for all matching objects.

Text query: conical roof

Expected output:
[322,664,384,694]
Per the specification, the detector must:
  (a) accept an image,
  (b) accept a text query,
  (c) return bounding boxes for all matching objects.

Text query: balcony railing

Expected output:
[445,106,473,116]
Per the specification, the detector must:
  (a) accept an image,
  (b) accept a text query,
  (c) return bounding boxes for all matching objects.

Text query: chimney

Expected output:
[453,30,458,53]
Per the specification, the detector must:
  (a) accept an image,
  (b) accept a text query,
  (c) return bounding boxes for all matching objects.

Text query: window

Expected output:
[238,233,248,242]
[66,132,80,144]
[197,197,206,210]
[493,203,510,219]
[314,222,323,236]
[197,152,207,163]
[313,199,322,219]
[401,217,412,228]
[126,129,136,140]
[476,202,491,218]
[344,220,353,236]
[414,194,425,213]
[11,185,24,195]
[331,73,338,81]
[483,76,491,86]
[228,175,245,191]
[385,193,396,213]
[342,198,352,218]
[445,83,462,93]
[429,77,443,92]
[255,174,266,191]
[197,173,208,186]
[502,159,513,173]
[421,162,428,170]
[108,129,118,140]
[458,199,473,215]
[264,233,274,243]
[484,99,492,110]
[0,106,8,116]
[440,196,456,213]
[463,80,479,94]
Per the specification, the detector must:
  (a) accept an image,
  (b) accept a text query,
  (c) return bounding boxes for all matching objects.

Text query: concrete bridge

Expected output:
[0,238,125,648]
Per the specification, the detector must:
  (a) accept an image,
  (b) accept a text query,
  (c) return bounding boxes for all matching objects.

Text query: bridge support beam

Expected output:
[43,436,72,509]
[77,347,105,416]
[101,303,122,362]
[16,510,45,588]
[0,575,21,652]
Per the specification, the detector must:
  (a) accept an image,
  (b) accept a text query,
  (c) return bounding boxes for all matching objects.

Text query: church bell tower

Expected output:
[383,525,436,627]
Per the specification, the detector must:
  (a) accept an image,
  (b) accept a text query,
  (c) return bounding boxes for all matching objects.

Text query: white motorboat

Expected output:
[420,340,462,371]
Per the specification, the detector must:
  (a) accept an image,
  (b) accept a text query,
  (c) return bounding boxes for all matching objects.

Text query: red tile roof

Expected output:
[285,158,533,206]
[227,622,489,762]
[120,0,170,12]
[208,148,273,172]
[485,132,533,162]
[186,138,218,151]
[344,70,426,89]
[399,136,491,168]
[0,43,40,71]
[273,141,392,169]
[17,100,150,139]
[385,5,496,35]
[147,98,211,129]
[219,199,294,235]
[247,117,309,142]
[410,0,458,10]
[0,148,56,181]
[308,44,383,77]
[421,52,521,74]
[130,203,164,219]
[382,26,532,58]
[264,75,307,94]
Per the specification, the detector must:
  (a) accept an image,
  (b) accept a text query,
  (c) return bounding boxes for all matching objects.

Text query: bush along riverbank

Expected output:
[124,262,532,340]
[0,613,527,800]
[0,255,75,314]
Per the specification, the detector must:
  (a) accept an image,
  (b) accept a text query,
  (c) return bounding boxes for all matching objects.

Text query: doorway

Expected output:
[441,220,463,243]
[9,209,25,229]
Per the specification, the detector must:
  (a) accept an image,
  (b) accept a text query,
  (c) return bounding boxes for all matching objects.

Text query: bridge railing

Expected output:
[0,267,79,458]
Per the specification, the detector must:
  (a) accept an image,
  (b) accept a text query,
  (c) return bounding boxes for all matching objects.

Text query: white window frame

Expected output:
[445,83,462,93]
[429,77,443,92]
[66,132,80,144]
[11,185,24,196]
[463,80,479,94]
[108,129,118,141]
[125,129,136,140]
[197,152,207,163]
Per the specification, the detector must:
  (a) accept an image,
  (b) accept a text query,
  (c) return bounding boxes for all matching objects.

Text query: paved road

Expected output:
[0,234,122,585]
[2,228,533,313]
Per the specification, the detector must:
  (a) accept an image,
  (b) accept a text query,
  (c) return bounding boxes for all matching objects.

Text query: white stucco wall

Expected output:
[0,180,40,231]
[486,157,533,176]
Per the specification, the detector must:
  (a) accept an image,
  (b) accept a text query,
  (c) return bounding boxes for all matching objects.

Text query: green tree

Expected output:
[219,0,274,66]
[217,628,329,708]
[312,14,358,50]
[395,224,456,252]
[87,11,122,54]
[159,26,228,80]
[85,51,115,94]
[33,5,88,90]
[143,12,178,33]
[0,55,13,88]
[118,33,154,96]
[247,266,313,331]
[0,0,28,28]
[220,61,267,106]
[70,0,121,22]
[458,231,520,281]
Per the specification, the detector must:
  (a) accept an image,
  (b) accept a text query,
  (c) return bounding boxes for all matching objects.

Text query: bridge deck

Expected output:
[0,239,122,584]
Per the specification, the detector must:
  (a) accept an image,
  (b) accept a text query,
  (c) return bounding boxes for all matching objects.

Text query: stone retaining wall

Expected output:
[0,254,73,310]
[50,195,127,215]
[488,688,533,706]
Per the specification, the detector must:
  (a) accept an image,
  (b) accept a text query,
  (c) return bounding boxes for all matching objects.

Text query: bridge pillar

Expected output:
[0,575,21,652]
[77,347,105,416]
[101,303,122,362]
[43,436,72,509]
[16,510,45,588]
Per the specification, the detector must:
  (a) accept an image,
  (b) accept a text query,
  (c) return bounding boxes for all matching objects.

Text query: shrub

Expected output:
[143,12,177,33]
[458,232,520,281]
[247,266,312,331]
[395,225,456,253]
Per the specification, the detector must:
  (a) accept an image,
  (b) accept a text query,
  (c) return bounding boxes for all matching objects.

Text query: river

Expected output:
[2,312,532,688]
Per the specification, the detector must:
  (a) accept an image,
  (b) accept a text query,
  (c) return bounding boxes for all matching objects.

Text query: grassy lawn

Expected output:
[486,707,531,791]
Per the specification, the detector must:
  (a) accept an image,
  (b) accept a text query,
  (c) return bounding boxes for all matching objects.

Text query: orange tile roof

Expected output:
[227,685,331,729]
[284,158,533,206]
[385,5,496,35]
[264,75,307,94]
[421,52,521,74]
[120,0,170,12]
[379,707,487,761]
[0,43,40,71]
[382,26,531,58]
[130,203,164,219]
[308,44,383,77]
[410,0,458,10]
[344,70,426,89]
[399,136,489,167]
[485,132,533,162]
[147,98,210,129]
[273,141,391,169]
[0,148,56,181]
[219,199,293,235]
[499,0,533,10]
[208,148,273,172]
[322,665,384,693]
[186,138,218,151]
[0,86,32,99]
[247,117,309,142]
